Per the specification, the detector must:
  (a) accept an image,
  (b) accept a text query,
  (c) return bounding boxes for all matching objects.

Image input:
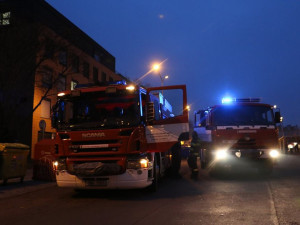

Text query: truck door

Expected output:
[194,110,212,142]
[146,85,189,152]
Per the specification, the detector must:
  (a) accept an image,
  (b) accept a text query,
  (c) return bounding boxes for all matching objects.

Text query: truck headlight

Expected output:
[139,158,149,168]
[53,158,67,171]
[127,158,149,169]
[269,149,280,158]
[53,161,58,169]
[215,149,228,160]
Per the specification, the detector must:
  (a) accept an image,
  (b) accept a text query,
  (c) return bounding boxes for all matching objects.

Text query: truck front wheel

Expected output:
[200,149,208,169]
[170,143,181,176]
[147,155,159,192]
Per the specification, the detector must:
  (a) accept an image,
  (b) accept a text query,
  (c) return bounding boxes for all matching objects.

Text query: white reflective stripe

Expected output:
[80,144,109,149]
[146,123,189,143]
[217,125,275,130]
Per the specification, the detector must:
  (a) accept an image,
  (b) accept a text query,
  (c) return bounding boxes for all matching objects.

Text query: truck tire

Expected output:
[170,143,181,176]
[200,160,207,169]
[200,149,208,169]
[33,156,56,181]
[147,155,159,192]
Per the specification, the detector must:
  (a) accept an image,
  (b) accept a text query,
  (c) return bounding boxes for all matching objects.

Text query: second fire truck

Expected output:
[192,97,282,174]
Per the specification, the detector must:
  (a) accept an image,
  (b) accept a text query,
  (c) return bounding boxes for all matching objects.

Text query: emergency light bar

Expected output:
[222,97,234,104]
[236,98,261,103]
[222,97,261,104]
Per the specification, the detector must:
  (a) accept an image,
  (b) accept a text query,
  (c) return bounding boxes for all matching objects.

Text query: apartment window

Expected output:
[42,68,53,88]
[59,49,67,66]
[71,54,79,73]
[93,67,98,83]
[94,53,100,62]
[109,77,113,82]
[0,11,11,26]
[57,74,66,92]
[101,72,106,82]
[83,61,89,78]
[71,80,78,90]
[41,99,51,118]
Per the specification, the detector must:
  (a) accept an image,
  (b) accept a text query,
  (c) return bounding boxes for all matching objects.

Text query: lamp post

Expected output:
[160,75,169,86]
[133,59,168,84]
[152,63,169,86]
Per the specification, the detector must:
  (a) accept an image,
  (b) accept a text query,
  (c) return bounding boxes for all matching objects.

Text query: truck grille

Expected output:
[71,147,118,153]
[73,162,122,176]
[236,138,256,148]
[71,140,118,145]
[70,140,119,153]
[233,149,262,159]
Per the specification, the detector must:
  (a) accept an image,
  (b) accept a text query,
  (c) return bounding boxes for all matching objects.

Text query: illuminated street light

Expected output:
[152,63,169,86]
[152,63,160,72]
[160,75,169,86]
[134,59,168,84]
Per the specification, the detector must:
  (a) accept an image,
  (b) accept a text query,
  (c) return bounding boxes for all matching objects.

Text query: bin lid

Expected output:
[0,143,30,151]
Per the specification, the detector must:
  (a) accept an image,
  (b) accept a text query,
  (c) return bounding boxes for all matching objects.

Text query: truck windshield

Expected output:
[56,90,141,130]
[212,105,275,126]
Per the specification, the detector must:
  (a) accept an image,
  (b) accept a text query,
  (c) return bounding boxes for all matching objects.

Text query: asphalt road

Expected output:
[0,154,299,225]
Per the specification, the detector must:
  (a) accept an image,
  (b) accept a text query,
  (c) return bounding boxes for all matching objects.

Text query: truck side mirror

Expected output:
[274,111,281,123]
[146,102,155,123]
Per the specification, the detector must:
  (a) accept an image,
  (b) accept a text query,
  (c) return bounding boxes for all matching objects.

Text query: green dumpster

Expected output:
[0,143,30,185]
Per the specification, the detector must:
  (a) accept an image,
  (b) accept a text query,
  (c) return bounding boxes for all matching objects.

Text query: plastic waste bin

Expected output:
[0,143,30,185]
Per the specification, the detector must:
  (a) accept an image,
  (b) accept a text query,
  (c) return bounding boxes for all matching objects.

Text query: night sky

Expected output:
[46,0,300,126]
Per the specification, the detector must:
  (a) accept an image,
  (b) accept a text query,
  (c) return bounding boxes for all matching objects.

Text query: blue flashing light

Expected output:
[113,80,127,85]
[222,97,235,104]
[221,97,261,104]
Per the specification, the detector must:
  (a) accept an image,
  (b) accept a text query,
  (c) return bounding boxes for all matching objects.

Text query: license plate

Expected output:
[85,178,108,187]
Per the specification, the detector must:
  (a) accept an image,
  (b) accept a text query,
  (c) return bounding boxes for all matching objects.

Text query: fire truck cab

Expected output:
[51,81,189,191]
[193,97,282,175]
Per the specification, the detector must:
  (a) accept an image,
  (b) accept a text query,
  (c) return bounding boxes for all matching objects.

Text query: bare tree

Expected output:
[0,21,80,143]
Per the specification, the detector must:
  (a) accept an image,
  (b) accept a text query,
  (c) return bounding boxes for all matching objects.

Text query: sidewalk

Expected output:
[0,168,56,199]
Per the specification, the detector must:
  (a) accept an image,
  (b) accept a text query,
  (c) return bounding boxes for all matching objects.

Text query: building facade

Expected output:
[0,0,126,157]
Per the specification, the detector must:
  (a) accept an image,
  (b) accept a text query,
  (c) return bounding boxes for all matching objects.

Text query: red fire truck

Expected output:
[192,97,281,174]
[51,81,189,191]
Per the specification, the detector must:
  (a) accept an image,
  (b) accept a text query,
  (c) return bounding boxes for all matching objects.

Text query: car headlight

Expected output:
[269,149,280,158]
[215,149,228,160]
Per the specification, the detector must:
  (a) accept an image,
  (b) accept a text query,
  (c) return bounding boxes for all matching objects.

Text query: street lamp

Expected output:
[159,75,169,86]
[152,63,169,86]
[153,64,160,71]
[134,59,168,84]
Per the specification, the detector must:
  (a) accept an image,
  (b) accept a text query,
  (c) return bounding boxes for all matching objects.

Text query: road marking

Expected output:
[267,181,279,225]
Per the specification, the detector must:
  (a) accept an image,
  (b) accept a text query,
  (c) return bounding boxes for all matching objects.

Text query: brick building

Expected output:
[0,0,126,157]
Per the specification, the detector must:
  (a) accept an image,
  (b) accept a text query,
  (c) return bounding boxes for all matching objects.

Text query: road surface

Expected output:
[0,154,299,225]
